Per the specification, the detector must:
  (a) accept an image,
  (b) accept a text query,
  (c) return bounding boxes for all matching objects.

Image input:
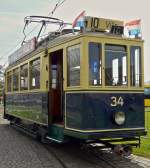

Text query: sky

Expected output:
[0,0,150,82]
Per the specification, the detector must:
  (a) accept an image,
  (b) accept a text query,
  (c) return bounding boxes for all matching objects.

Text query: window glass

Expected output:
[20,64,28,90]
[130,46,142,87]
[7,71,12,92]
[30,58,40,89]
[89,42,102,85]
[67,44,80,86]
[105,44,127,86]
[51,65,57,89]
[13,68,19,91]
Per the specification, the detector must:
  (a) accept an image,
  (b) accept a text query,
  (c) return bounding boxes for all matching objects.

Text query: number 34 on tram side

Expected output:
[4,16,146,152]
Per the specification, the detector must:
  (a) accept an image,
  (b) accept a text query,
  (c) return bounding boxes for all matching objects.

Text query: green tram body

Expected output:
[4,29,146,144]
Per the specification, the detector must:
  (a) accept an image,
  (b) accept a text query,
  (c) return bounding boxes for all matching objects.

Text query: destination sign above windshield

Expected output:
[85,16,124,34]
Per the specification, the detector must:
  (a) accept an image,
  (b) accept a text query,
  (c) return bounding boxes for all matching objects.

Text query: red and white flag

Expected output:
[125,19,141,36]
[72,11,85,28]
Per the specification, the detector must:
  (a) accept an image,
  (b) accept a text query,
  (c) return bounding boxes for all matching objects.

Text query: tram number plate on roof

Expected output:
[85,16,124,35]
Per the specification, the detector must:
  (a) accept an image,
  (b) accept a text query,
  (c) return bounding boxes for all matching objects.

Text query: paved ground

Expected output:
[0,106,9,125]
[0,106,65,168]
[1,106,150,168]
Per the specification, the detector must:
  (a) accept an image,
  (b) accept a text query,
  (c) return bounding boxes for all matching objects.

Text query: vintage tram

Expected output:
[4,15,146,151]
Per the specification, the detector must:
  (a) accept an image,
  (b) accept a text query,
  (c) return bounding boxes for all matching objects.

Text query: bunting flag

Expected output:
[125,19,141,37]
[72,11,85,28]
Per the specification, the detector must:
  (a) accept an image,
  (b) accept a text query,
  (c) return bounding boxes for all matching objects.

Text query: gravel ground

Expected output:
[1,106,150,168]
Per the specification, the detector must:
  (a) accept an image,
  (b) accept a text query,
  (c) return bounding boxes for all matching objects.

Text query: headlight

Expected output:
[114,111,125,125]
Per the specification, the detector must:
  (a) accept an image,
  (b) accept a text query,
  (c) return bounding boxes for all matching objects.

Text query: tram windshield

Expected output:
[130,46,142,87]
[88,42,142,87]
[89,42,102,86]
[105,44,127,86]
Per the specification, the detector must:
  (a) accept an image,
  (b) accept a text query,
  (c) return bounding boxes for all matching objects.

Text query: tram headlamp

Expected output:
[114,111,125,125]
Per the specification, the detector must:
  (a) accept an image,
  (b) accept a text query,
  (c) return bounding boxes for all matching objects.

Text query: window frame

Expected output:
[20,63,28,91]
[88,42,102,86]
[130,46,142,88]
[7,71,12,92]
[67,44,81,87]
[13,68,19,92]
[104,44,128,87]
[30,57,41,90]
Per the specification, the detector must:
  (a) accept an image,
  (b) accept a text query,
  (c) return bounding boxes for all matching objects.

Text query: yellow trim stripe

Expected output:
[145,99,150,107]
[65,90,143,94]
[64,127,145,133]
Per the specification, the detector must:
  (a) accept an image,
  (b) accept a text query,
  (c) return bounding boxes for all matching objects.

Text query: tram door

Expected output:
[49,49,63,124]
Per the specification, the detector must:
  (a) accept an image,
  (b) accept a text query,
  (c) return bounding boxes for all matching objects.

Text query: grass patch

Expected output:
[133,108,150,158]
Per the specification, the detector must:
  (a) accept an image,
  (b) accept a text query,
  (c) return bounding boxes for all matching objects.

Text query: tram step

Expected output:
[47,124,65,143]
[46,136,63,143]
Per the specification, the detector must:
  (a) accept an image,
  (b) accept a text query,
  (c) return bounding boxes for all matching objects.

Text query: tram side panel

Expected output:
[65,92,145,138]
[5,92,48,125]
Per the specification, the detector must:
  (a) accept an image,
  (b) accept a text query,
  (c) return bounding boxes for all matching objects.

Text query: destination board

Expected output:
[85,16,124,33]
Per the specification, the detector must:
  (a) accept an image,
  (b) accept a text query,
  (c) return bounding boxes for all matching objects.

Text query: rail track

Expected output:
[9,120,150,168]
[42,141,142,168]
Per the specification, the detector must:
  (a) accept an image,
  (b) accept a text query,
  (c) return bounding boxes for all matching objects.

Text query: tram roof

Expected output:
[47,31,143,45]
[6,30,143,70]
[32,31,144,53]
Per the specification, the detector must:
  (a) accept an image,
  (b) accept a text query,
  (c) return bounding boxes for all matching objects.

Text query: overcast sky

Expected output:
[0,0,150,82]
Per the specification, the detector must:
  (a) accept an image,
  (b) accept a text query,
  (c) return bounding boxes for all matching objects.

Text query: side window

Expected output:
[30,58,40,89]
[7,71,12,92]
[13,68,19,91]
[20,64,28,90]
[67,44,80,86]
[89,42,102,85]
[130,46,142,87]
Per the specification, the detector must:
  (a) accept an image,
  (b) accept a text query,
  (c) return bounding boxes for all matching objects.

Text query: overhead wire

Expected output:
[0,0,67,69]
[0,0,56,67]
[42,0,67,35]
[24,0,66,40]
[56,0,66,11]
[48,0,62,16]
[24,0,56,37]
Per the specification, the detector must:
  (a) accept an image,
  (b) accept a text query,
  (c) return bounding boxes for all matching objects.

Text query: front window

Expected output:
[67,44,80,86]
[130,46,142,87]
[105,44,127,86]
[89,42,102,85]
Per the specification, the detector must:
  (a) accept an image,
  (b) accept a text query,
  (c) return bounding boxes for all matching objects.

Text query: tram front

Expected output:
[64,17,146,148]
